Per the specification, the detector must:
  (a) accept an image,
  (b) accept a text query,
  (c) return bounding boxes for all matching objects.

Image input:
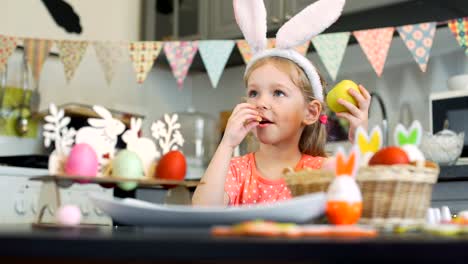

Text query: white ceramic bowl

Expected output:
[448,74,468,91]
[420,130,465,166]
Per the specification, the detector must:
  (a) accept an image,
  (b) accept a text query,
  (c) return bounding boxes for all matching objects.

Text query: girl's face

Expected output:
[246,63,310,146]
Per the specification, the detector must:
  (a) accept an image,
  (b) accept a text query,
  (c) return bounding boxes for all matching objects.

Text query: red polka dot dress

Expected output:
[224,153,324,206]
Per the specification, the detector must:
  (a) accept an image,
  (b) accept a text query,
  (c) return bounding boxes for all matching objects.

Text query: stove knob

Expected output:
[80,204,90,216]
[48,206,55,216]
[14,199,26,215]
[31,202,38,215]
[94,207,103,216]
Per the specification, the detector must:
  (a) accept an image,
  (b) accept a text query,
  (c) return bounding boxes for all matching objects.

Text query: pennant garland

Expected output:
[1,16,467,88]
[0,35,18,73]
[23,38,53,82]
[129,41,163,84]
[198,40,235,88]
[311,32,350,81]
[164,41,198,89]
[294,41,311,56]
[353,27,395,77]
[448,17,468,55]
[237,39,275,64]
[57,40,88,83]
[94,41,128,86]
[397,22,436,72]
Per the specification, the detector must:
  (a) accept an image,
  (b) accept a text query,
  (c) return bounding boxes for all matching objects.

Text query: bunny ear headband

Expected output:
[233,0,346,102]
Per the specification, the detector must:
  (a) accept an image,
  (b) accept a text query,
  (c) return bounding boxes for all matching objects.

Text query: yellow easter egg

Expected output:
[326,80,361,113]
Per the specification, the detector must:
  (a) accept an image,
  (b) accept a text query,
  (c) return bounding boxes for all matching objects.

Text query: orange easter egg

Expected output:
[326,201,362,225]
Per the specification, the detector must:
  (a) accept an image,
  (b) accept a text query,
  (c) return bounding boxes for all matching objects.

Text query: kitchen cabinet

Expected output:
[206,0,318,39]
[206,0,283,39]
[143,0,317,40]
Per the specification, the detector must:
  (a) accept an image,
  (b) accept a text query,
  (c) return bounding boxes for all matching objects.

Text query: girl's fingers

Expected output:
[242,114,262,126]
[336,112,358,124]
[231,109,260,122]
[244,120,260,131]
[358,84,371,101]
[232,103,258,116]
[348,88,368,111]
[337,99,362,118]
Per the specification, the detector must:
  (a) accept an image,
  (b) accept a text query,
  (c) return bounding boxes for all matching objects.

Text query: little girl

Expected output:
[192,0,370,206]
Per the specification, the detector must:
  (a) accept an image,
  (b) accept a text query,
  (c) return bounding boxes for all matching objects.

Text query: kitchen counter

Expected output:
[1,224,468,264]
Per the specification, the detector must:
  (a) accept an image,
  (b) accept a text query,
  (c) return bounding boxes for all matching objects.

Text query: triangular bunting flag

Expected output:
[353,27,395,77]
[0,35,18,73]
[311,32,350,81]
[23,38,53,82]
[237,39,275,64]
[448,17,468,55]
[198,40,235,88]
[294,42,310,56]
[129,41,163,84]
[94,41,128,86]
[57,40,88,83]
[164,41,198,89]
[397,22,436,72]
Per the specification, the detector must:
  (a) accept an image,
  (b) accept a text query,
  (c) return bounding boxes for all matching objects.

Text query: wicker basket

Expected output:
[283,164,439,226]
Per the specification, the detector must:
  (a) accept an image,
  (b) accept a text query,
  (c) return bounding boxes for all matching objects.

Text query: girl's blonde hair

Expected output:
[244,56,328,157]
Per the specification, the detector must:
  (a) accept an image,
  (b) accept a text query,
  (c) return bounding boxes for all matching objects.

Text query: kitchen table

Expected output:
[0,224,467,264]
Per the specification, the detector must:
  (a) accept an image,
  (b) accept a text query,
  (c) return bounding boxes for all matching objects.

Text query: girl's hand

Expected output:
[336,84,371,143]
[221,103,260,149]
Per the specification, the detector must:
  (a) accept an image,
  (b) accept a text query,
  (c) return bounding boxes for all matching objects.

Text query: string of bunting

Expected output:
[0,17,467,88]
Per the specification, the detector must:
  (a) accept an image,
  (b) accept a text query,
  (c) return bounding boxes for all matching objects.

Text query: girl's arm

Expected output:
[192,103,260,206]
[192,142,234,206]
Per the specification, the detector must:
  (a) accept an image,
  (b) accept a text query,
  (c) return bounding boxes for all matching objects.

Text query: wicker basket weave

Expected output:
[283,164,439,226]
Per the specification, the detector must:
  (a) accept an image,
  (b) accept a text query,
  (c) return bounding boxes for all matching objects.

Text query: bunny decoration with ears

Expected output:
[394,120,425,163]
[75,105,126,168]
[326,146,362,225]
[122,117,160,178]
[43,103,76,175]
[234,0,346,102]
[355,126,383,166]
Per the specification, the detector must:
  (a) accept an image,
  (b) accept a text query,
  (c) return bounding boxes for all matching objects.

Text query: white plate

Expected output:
[90,192,326,227]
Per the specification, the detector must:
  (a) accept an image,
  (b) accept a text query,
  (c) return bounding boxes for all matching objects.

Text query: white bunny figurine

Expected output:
[122,117,160,178]
[75,105,126,167]
[326,147,362,225]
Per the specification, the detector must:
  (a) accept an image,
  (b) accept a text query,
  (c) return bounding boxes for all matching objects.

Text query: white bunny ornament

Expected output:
[43,103,76,175]
[234,0,346,102]
[122,117,160,178]
[394,120,425,164]
[74,105,126,170]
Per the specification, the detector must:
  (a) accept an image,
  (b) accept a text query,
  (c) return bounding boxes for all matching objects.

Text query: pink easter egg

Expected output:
[56,205,82,226]
[65,143,99,181]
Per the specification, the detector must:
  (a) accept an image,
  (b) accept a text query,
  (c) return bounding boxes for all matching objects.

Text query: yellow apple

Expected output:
[326,80,361,113]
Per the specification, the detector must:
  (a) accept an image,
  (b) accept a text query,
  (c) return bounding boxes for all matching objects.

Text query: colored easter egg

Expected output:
[368,147,410,166]
[65,143,99,180]
[56,205,82,226]
[326,80,361,113]
[112,150,145,191]
[155,150,187,181]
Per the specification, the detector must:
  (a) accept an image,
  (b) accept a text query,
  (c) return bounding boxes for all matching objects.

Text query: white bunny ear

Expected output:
[93,105,113,120]
[88,118,106,128]
[135,118,142,130]
[233,0,268,53]
[276,0,346,49]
